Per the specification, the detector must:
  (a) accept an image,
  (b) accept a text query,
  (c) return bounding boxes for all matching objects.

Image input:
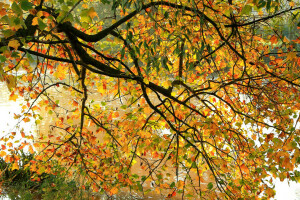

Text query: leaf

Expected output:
[11,2,22,15]
[9,94,18,101]
[88,7,98,19]
[8,40,20,49]
[109,187,118,195]
[6,75,16,91]
[32,17,38,25]
[270,35,278,44]
[241,5,252,15]
[177,180,184,190]
[286,52,297,61]
[0,65,5,81]
[0,151,6,157]
[0,55,6,62]
[101,0,110,4]
[240,164,249,174]
[21,0,33,11]
[11,162,19,170]
[2,30,15,38]
[207,182,213,190]
[289,1,295,7]
[38,18,47,30]
[28,145,34,154]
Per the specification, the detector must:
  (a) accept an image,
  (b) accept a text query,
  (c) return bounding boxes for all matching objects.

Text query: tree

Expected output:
[0,0,299,199]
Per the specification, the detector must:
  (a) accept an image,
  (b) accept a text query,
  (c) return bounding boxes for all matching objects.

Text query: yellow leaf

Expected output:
[286,52,297,61]
[32,17,38,25]
[9,93,18,101]
[55,65,66,80]
[155,187,160,194]
[5,75,16,91]
[8,40,20,49]
[29,145,35,154]
[177,180,185,190]
[144,79,149,85]
[0,151,6,157]
[144,106,152,114]
[12,162,19,170]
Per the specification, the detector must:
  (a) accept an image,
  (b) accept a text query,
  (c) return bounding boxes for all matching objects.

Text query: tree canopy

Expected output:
[0,0,300,199]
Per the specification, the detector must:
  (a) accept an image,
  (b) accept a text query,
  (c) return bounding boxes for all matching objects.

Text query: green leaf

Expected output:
[141,176,147,182]
[164,11,169,19]
[256,168,262,173]
[11,52,20,58]
[207,182,213,190]
[186,194,194,197]
[170,182,175,188]
[121,105,127,109]
[241,5,252,15]
[0,65,5,81]
[38,18,47,30]
[12,2,23,15]
[161,57,169,71]
[257,0,266,9]
[131,174,139,179]
[157,174,163,179]
[137,182,143,191]
[21,1,33,11]
[26,52,34,63]
[191,162,197,168]
[266,0,271,11]
[101,0,110,4]
[0,55,6,62]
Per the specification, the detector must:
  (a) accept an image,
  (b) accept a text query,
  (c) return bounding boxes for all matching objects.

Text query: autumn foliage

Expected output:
[0,0,300,199]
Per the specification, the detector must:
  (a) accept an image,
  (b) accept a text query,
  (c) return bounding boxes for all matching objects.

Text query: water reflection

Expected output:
[0,82,35,146]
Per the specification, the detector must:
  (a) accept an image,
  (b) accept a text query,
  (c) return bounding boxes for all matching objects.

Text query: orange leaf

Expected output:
[240,164,249,174]
[32,17,38,25]
[167,190,176,198]
[23,117,30,122]
[109,187,118,195]
[29,145,35,154]
[177,180,184,190]
[88,7,98,19]
[270,35,278,44]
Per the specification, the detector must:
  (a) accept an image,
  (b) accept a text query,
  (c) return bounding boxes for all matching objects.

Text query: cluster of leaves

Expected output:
[0,151,91,200]
[0,0,300,199]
